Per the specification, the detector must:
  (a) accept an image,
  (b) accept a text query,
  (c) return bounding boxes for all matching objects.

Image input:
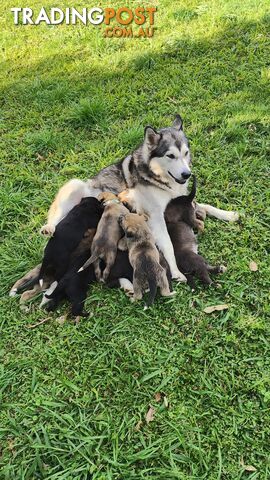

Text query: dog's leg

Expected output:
[20,284,43,303]
[9,264,41,296]
[40,179,92,236]
[197,204,239,222]
[149,214,186,282]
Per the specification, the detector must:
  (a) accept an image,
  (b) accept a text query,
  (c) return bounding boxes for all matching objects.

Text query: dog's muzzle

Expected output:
[168,171,191,184]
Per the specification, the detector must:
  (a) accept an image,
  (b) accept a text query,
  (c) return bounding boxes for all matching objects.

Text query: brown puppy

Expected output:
[79,192,129,281]
[119,213,174,307]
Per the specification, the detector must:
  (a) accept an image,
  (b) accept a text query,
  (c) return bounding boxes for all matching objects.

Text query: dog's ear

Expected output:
[144,126,161,148]
[173,114,183,131]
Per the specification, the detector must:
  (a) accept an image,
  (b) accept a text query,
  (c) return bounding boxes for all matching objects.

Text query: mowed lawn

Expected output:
[0,0,270,478]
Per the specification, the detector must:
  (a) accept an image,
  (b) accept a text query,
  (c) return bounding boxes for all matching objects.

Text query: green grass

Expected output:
[0,0,270,478]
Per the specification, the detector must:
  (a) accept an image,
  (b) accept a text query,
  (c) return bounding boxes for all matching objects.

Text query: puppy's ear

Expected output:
[118,213,126,227]
[144,126,161,148]
[172,114,183,131]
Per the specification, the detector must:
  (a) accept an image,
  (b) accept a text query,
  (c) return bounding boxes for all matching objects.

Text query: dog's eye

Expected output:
[184,151,189,156]
[167,153,175,159]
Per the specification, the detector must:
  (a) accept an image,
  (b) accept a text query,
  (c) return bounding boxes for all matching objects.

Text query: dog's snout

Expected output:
[182,171,191,180]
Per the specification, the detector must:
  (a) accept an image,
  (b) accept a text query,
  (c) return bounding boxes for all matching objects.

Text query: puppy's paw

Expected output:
[40,224,55,237]
[118,189,130,203]
[194,204,207,221]
[118,237,127,251]
[195,219,205,233]
[219,265,227,273]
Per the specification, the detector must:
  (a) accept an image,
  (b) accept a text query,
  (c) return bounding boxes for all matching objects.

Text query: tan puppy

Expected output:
[119,213,175,307]
[79,192,129,281]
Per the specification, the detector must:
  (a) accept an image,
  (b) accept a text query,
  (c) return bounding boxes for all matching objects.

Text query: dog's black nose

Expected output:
[182,171,191,180]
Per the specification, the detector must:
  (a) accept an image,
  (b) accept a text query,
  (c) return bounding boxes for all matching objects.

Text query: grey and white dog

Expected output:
[10,114,239,295]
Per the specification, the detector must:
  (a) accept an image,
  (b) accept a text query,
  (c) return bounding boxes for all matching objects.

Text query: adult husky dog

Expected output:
[10,114,239,294]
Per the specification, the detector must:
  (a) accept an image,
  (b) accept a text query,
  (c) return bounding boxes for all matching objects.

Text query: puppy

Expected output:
[79,192,129,281]
[44,231,96,317]
[165,175,204,232]
[39,197,103,284]
[167,222,226,288]
[119,213,174,307]
[165,176,225,288]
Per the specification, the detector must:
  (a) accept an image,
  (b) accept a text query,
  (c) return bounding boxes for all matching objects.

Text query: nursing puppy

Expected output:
[165,175,204,232]
[165,178,226,288]
[119,213,174,307]
[44,231,96,317]
[39,197,103,284]
[79,192,129,281]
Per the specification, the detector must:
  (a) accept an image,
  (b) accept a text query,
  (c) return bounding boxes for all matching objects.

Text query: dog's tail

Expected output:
[146,273,158,307]
[187,174,197,202]
[78,252,99,272]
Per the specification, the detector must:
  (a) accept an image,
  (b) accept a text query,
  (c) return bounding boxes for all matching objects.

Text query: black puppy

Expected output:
[39,197,103,284]
[45,248,133,317]
[44,230,96,316]
[165,176,225,288]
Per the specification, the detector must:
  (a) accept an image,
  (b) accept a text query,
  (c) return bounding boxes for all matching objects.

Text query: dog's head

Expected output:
[141,114,192,184]
[98,191,118,204]
[119,212,149,239]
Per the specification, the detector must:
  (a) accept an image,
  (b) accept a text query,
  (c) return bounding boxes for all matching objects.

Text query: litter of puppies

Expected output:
[10,174,227,318]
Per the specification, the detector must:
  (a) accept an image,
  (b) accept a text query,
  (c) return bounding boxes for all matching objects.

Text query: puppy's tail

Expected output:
[146,273,158,307]
[187,174,197,202]
[78,252,99,272]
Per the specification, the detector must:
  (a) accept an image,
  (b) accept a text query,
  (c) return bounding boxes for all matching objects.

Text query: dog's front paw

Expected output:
[227,211,240,222]
[40,224,55,236]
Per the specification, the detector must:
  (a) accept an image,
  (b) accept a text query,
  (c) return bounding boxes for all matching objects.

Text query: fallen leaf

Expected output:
[203,304,229,314]
[249,261,258,272]
[26,317,51,329]
[135,420,143,431]
[145,405,155,424]
[36,153,46,161]
[163,396,169,408]
[240,457,256,472]
[154,392,161,402]
[244,465,257,472]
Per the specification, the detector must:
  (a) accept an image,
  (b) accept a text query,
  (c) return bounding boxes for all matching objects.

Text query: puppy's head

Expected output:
[98,192,118,204]
[119,213,149,239]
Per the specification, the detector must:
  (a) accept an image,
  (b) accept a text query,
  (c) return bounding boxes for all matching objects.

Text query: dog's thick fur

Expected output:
[39,197,103,283]
[78,192,130,281]
[120,213,174,306]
